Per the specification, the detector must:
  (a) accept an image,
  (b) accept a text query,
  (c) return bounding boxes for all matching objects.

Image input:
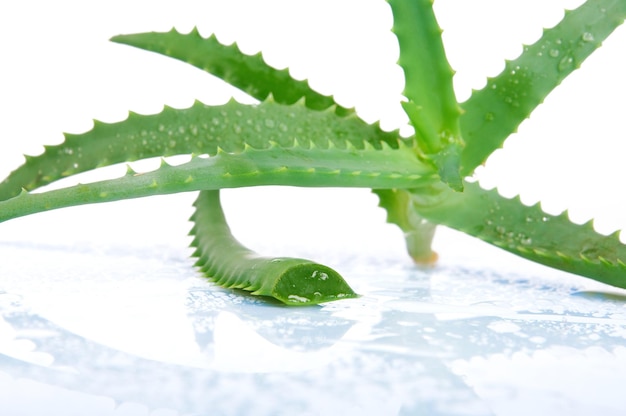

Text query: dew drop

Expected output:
[264,119,275,128]
[278,123,288,132]
[582,32,594,42]
[233,124,242,134]
[581,245,599,258]
[484,112,495,122]
[178,126,186,134]
[558,55,574,71]
[549,49,560,58]
[520,236,532,246]
[496,226,506,235]
[158,124,165,132]
[169,140,177,148]
[211,118,220,126]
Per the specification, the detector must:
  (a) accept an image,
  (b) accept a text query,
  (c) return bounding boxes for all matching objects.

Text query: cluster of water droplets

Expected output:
[483,25,598,124]
[536,31,598,74]
[487,63,531,111]
[481,200,555,250]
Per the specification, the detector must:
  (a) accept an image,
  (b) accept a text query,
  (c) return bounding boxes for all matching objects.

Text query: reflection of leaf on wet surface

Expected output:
[186,287,354,353]
[571,290,626,303]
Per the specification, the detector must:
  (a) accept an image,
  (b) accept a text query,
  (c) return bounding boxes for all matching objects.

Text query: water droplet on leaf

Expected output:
[582,32,594,42]
[558,55,574,71]
[520,236,532,245]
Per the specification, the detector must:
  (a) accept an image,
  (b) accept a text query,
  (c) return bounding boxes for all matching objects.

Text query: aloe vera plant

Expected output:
[1,0,625,305]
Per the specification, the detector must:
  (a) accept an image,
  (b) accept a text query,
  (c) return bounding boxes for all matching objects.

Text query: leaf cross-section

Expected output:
[191,190,358,305]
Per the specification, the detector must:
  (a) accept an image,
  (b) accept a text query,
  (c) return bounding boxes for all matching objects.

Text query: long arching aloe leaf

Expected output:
[0,99,410,202]
[0,142,432,223]
[459,0,626,176]
[191,190,358,305]
[0,101,435,224]
[414,182,626,289]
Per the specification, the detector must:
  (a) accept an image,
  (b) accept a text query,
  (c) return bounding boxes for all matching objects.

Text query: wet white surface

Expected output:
[1,196,626,416]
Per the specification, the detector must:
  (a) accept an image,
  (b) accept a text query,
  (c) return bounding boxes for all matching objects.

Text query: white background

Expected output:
[0,0,625,252]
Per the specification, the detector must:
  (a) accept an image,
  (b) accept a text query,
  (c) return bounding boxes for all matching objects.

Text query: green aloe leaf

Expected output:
[389,0,464,190]
[111,28,353,116]
[0,143,432,224]
[0,99,409,202]
[413,182,626,289]
[459,0,626,176]
[0,101,435,224]
[191,190,358,305]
